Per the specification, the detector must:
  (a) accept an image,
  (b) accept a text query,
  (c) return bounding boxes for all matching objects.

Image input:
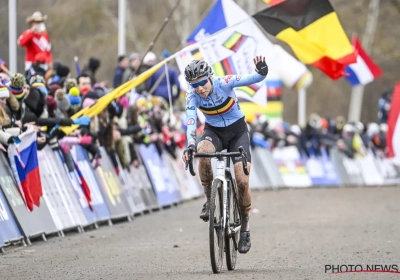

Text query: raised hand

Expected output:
[253,56,268,76]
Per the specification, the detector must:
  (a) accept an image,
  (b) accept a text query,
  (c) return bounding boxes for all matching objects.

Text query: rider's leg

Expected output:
[234,162,252,231]
[229,127,252,254]
[197,140,215,201]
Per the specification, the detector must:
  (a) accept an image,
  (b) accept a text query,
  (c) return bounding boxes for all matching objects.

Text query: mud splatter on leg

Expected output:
[198,140,215,201]
[234,162,252,231]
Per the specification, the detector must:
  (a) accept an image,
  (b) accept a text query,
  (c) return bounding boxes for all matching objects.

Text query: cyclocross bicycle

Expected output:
[186,146,249,274]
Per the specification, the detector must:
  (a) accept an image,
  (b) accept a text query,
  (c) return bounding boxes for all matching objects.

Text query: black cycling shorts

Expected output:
[199,117,251,164]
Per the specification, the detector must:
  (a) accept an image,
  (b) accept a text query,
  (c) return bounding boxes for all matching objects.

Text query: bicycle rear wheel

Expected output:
[209,179,224,274]
[225,179,240,270]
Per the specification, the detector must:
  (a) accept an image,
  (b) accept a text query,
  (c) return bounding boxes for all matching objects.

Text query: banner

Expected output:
[167,149,203,200]
[57,150,98,225]
[272,146,312,187]
[38,146,86,231]
[303,148,341,186]
[330,148,364,186]
[252,147,285,188]
[139,144,182,207]
[0,152,59,239]
[70,146,111,222]
[184,0,313,121]
[375,157,400,185]
[0,186,23,244]
[94,148,131,220]
[356,152,384,185]
[0,232,3,249]
[38,149,69,231]
[177,19,270,107]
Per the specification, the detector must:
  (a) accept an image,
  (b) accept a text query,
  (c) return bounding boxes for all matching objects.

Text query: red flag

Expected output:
[386,83,400,162]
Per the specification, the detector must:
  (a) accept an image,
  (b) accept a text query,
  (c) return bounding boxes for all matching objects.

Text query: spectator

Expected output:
[147,50,180,105]
[77,74,92,95]
[113,55,129,88]
[18,11,52,74]
[82,57,101,86]
[378,90,392,124]
[48,63,70,87]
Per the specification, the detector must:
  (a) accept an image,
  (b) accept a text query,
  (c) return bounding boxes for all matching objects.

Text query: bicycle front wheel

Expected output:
[225,179,240,270]
[209,179,224,274]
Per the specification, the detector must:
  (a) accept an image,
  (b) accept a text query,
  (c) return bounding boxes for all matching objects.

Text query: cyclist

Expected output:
[182,56,268,254]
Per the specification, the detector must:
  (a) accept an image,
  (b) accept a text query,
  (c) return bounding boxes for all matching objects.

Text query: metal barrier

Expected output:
[0,142,399,253]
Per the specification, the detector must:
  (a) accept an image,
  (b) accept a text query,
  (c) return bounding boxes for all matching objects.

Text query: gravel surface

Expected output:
[1,186,400,280]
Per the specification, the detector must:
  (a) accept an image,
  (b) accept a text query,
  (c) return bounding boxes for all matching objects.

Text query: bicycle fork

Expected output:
[215,159,228,231]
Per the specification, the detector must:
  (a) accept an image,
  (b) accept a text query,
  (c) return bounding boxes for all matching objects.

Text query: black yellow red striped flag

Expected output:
[253,0,356,80]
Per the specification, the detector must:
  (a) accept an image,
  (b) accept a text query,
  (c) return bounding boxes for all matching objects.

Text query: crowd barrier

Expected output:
[0,144,399,253]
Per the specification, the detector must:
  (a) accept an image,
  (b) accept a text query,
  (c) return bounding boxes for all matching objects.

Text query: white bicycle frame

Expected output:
[213,158,241,236]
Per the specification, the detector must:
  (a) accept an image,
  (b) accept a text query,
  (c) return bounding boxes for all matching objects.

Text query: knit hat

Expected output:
[56,64,70,78]
[29,74,45,86]
[82,97,96,109]
[30,75,48,95]
[7,73,25,99]
[129,52,140,61]
[0,84,10,98]
[48,83,61,97]
[65,78,78,93]
[68,86,82,110]
[55,89,70,112]
[45,95,57,115]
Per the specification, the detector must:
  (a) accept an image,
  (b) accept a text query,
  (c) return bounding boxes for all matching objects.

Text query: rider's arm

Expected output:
[186,93,198,146]
[223,69,268,89]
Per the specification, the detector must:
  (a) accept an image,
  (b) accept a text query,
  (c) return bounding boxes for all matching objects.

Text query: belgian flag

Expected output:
[253,0,356,80]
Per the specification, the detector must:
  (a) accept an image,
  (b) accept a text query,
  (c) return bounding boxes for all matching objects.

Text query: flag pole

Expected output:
[118,0,127,56]
[348,0,380,122]
[8,0,17,74]
[298,88,306,127]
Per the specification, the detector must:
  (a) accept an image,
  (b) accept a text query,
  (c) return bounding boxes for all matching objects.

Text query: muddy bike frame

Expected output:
[185,146,249,273]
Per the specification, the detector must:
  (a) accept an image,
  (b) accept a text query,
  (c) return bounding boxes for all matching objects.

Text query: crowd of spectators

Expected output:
[248,111,389,160]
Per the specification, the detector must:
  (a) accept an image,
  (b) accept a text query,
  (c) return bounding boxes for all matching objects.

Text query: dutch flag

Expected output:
[345,36,383,86]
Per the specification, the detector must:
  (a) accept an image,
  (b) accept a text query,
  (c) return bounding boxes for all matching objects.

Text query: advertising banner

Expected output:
[94,148,131,219]
[127,163,159,211]
[356,152,384,185]
[0,186,23,243]
[330,148,364,186]
[0,152,58,238]
[375,157,400,184]
[57,150,98,225]
[51,149,88,227]
[139,144,182,207]
[272,146,312,187]
[252,147,285,188]
[304,149,341,186]
[168,149,203,200]
[70,146,111,221]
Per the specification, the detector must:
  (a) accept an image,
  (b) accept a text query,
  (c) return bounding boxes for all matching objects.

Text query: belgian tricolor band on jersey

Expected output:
[198,97,236,116]
[253,0,356,80]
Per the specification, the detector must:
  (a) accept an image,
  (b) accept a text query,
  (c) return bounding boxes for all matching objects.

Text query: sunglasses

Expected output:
[190,76,209,88]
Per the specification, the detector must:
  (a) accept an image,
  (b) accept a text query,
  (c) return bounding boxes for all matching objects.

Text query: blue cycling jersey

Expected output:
[186,72,266,145]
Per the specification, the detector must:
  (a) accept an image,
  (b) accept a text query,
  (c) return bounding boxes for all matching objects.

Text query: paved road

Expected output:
[1,186,400,280]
